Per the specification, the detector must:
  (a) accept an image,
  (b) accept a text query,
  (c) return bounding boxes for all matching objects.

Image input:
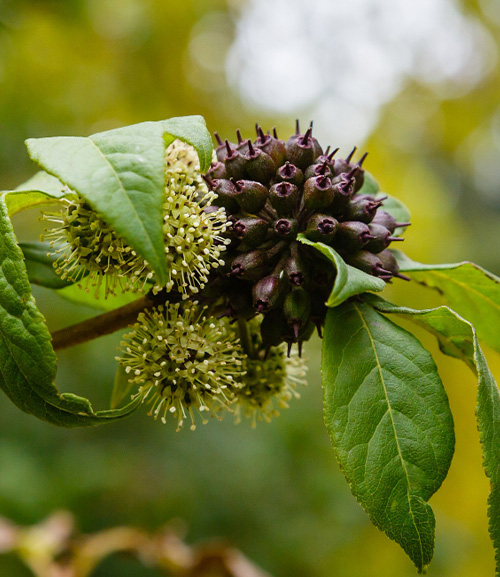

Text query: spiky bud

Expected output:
[233,180,268,213]
[305,214,338,243]
[335,221,374,252]
[303,175,335,209]
[244,140,276,184]
[252,274,286,313]
[276,162,304,187]
[232,217,269,247]
[269,182,300,215]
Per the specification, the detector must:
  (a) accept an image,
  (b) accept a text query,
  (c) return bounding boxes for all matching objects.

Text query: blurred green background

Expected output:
[1,0,500,575]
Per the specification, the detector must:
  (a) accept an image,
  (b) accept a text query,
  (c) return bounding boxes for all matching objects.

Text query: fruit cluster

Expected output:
[204,123,410,352]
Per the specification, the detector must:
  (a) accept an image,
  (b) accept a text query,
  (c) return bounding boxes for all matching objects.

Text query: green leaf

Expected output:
[1,171,67,215]
[366,294,500,575]
[20,241,75,289]
[322,300,454,572]
[298,235,385,307]
[25,116,213,288]
[0,196,140,427]
[356,171,380,196]
[161,115,213,173]
[15,170,67,196]
[393,250,500,354]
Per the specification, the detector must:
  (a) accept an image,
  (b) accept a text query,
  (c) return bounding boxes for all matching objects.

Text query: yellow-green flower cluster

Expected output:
[41,196,153,298]
[42,141,228,299]
[160,173,229,297]
[233,321,308,427]
[116,303,246,430]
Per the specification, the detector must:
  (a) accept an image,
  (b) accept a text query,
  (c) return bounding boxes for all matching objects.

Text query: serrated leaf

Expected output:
[298,235,385,307]
[20,241,75,289]
[393,250,500,354]
[322,300,454,571]
[366,294,500,575]
[0,196,140,427]
[25,117,213,288]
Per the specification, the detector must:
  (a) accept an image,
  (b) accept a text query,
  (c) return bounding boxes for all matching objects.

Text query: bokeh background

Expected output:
[1,0,500,575]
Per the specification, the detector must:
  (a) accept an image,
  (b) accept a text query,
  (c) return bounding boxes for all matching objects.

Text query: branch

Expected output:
[50,290,176,351]
[0,512,275,577]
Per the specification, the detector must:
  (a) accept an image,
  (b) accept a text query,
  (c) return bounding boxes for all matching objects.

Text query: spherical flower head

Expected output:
[233,320,308,426]
[116,302,246,430]
[41,195,152,298]
[160,172,230,298]
[41,141,227,299]
[165,139,208,183]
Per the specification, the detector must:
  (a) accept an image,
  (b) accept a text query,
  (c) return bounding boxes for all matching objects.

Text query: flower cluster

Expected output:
[41,195,153,298]
[160,172,229,298]
[116,303,245,430]
[42,140,229,299]
[203,122,410,348]
[233,319,307,427]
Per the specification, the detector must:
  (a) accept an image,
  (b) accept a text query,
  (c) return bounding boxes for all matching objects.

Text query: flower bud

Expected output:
[285,246,308,287]
[232,217,269,247]
[229,249,268,280]
[333,149,367,192]
[378,249,410,281]
[344,250,391,278]
[208,178,240,212]
[309,295,328,337]
[303,175,335,209]
[284,320,315,356]
[314,147,339,169]
[273,218,298,240]
[269,182,299,215]
[283,288,311,338]
[344,195,382,223]
[305,214,338,243]
[275,162,304,187]
[335,221,375,252]
[252,274,286,313]
[371,210,411,234]
[304,160,332,180]
[255,126,287,168]
[214,132,233,161]
[235,129,250,154]
[330,174,355,213]
[286,127,315,169]
[244,140,276,184]
[365,223,404,253]
[205,161,227,180]
[232,179,269,214]
[223,140,247,180]
[311,262,335,295]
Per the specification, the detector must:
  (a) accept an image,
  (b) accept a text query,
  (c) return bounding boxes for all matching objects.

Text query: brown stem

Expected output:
[51,290,177,351]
